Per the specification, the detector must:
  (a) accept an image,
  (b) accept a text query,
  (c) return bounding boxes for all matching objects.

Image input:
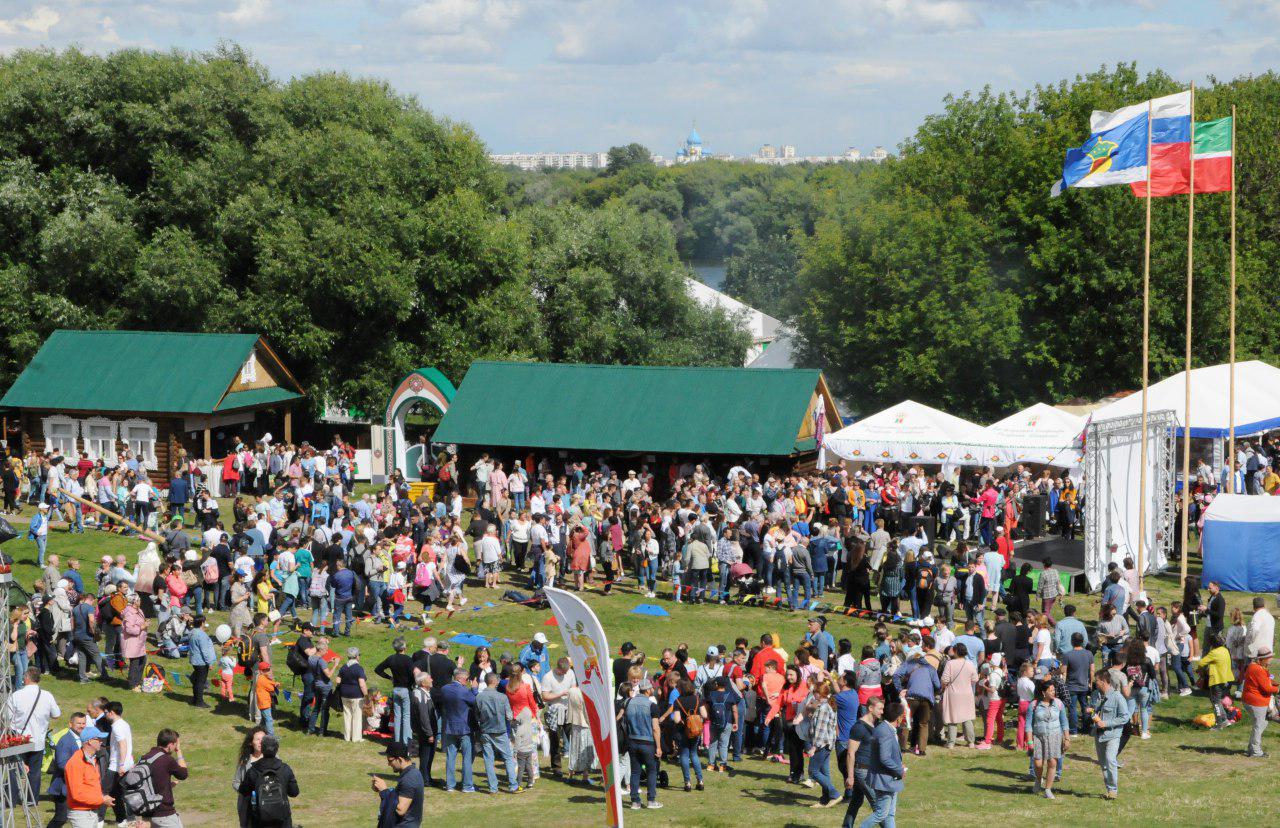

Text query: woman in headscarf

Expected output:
[121,591,149,691]
[134,541,163,617]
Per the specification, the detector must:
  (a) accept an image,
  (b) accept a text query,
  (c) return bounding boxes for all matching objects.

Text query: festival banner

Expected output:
[543,587,624,828]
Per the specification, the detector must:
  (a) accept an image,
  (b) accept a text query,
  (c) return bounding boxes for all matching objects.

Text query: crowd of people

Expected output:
[3,438,1280,827]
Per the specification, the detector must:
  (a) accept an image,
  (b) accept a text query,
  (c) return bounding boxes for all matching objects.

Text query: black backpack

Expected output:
[254,766,289,823]
[285,642,309,676]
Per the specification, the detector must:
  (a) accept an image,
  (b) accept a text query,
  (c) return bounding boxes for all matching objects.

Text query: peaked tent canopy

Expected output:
[432,361,839,457]
[983,403,1085,468]
[824,400,996,466]
[1089,360,1280,438]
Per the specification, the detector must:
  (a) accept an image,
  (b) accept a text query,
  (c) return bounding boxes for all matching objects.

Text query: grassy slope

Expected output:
[4,500,1275,827]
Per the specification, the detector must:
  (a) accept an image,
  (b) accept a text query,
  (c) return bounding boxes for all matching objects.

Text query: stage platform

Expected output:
[1013,535,1086,594]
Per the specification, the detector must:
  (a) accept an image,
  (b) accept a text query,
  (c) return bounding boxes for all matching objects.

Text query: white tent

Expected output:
[824,400,997,466]
[983,403,1085,468]
[1089,360,1280,437]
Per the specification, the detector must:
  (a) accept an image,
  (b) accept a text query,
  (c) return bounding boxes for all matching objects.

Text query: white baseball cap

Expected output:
[533,632,548,644]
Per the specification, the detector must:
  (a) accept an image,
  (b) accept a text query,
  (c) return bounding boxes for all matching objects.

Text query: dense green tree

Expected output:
[721,235,797,315]
[606,142,654,174]
[0,47,747,412]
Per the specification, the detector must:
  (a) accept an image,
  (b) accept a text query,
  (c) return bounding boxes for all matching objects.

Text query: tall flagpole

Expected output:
[1228,104,1238,490]
[1179,84,1195,589]
[1137,98,1153,594]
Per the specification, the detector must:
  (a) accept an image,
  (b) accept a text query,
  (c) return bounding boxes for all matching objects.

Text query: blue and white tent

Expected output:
[1202,494,1280,593]
[1090,360,1280,438]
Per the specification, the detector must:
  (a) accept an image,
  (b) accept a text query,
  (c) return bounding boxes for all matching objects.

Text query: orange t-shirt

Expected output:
[255,674,279,710]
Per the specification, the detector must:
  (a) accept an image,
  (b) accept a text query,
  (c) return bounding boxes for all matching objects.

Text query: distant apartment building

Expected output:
[490,151,610,170]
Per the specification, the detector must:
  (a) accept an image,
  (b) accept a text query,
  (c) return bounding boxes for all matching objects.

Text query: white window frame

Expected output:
[41,415,78,456]
[121,418,158,470]
[240,353,258,385]
[81,417,119,463]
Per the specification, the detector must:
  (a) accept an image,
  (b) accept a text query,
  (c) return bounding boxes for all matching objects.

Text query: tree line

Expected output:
[0,45,748,416]
[518,65,1280,421]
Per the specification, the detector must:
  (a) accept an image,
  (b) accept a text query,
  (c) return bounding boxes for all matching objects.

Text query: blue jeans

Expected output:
[530,560,545,590]
[1067,689,1090,735]
[629,741,658,803]
[369,580,387,621]
[392,687,411,745]
[733,702,746,760]
[810,746,838,803]
[187,584,204,615]
[279,593,297,620]
[480,732,519,793]
[71,505,83,533]
[672,569,682,602]
[300,672,316,730]
[35,535,46,567]
[677,732,703,783]
[1171,653,1193,691]
[1095,737,1120,793]
[859,790,897,828]
[311,594,332,628]
[260,706,275,736]
[708,725,732,766]
[443,733,475,791]
[297,576,310,600]
[335,599,354,634]
[717,565,732,601]
[512,491,526,511]
[310,686,332,734]
[788,572,811,610]
[814,572,828,595]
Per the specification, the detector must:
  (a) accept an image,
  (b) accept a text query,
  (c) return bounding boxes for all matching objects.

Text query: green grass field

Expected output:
[3,500,1275,827]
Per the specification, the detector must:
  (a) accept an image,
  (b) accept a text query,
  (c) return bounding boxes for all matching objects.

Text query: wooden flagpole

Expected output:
[1137,98,1154,594]
[1179,84,1195,590]
[1228,104,1238,490]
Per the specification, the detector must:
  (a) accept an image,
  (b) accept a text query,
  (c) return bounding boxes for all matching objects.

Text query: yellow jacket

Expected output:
[1199,645,1234,687]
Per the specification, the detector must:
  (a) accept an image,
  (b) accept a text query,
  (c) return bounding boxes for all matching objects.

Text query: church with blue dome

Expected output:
[675,126,705,163]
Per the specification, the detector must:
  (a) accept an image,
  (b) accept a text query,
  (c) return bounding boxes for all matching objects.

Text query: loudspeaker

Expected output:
[900,514,929,539]
[1020,495,1044,538]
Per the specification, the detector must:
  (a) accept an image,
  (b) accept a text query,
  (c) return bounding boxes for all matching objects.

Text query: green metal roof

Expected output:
[432,361,824,456]
[0,330,296,414]
[216,386,304,412]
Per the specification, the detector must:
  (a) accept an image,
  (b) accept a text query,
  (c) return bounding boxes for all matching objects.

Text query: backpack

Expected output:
[235,634,256,670]
[707,689,731,728]
[285,642,309,676]
[678,696,704,739]
[414,562,433,588]
[201,557,219,585]
[119,753,164,816]
[918,566,935,592]
[253,766,290,823]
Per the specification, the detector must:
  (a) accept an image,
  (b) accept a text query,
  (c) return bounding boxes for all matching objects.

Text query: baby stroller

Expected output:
[729,562,762,601]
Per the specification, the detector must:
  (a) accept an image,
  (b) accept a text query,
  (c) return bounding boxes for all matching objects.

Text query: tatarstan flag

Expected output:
[1131,116,1233,197]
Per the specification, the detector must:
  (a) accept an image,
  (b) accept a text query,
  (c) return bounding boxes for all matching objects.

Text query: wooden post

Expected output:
[284,409,293,444]
[1136,99,1154,595]
[203,427,211,460]
[60,489,165,544]
[1228,104,1238,489]
[1179,84,1196,590]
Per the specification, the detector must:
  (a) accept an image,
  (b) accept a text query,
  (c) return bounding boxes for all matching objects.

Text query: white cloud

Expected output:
[220,0,271,26]
[0,5,61,35]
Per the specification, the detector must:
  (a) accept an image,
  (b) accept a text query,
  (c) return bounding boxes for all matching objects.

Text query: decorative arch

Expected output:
[379,368,457,483]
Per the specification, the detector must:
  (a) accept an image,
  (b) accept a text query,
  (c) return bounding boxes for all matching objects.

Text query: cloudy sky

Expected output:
[0,0,1275,156]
